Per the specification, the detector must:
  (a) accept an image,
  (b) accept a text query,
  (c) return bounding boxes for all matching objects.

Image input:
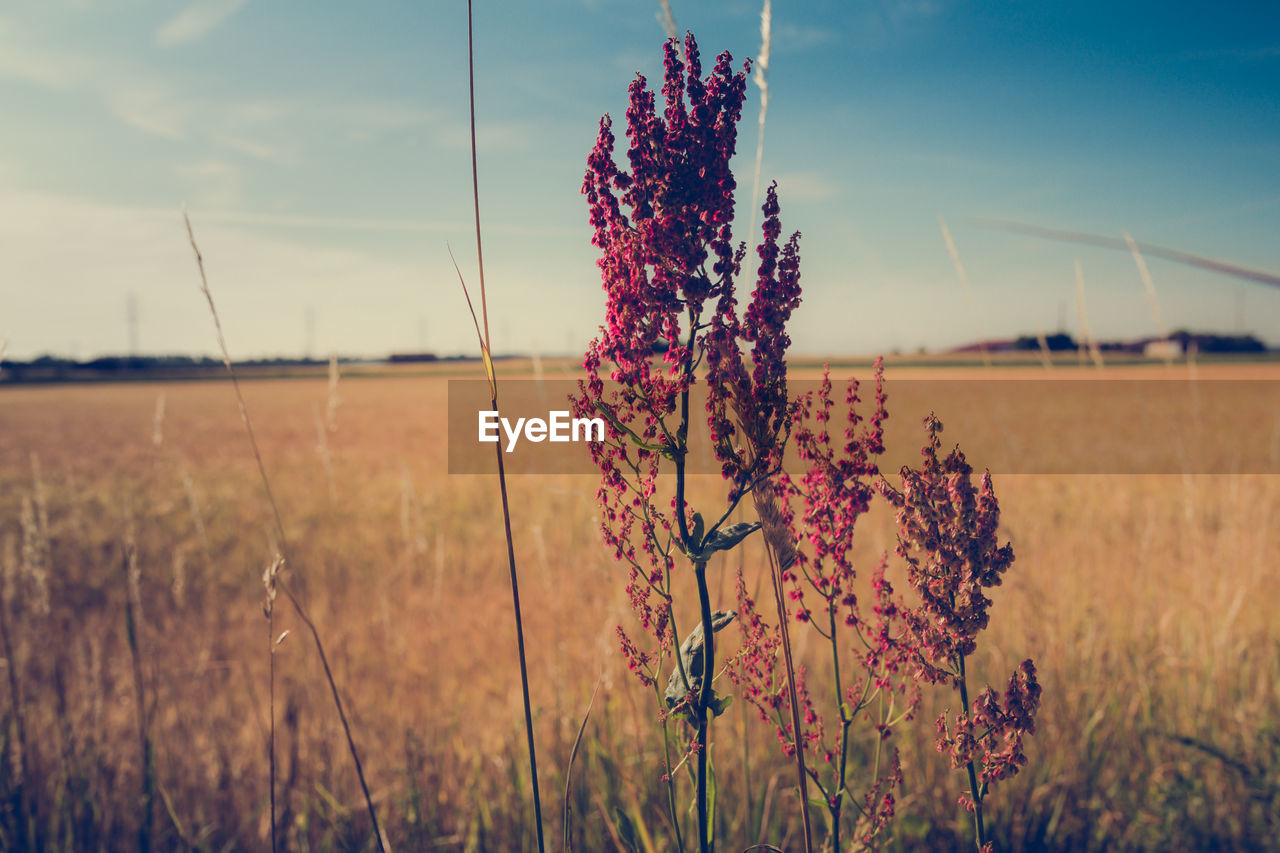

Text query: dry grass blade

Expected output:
[447,244,495,397]
[1074,259,1105,369]
[656,0,678,40]
[121,537,154,853]
[562,681,601,853]
[263,553,283,853]
[746,0,772,241]
[1125,231,1170,339]
[182,209,388,853]
[0,535,32,851]
[753,482,814,853]
[938,215,991,369]
[1035,329,1055,369]
[462,3,545,850]
[973,217,1280,288]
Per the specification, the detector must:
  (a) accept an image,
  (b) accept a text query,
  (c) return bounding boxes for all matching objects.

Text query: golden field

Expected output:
[0,360,1277,850]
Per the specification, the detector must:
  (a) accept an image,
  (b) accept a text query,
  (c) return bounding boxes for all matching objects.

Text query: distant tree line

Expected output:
[1010,330,1267,354]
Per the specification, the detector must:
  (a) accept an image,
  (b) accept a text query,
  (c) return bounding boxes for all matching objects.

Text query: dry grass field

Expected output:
[0,360,1277,850]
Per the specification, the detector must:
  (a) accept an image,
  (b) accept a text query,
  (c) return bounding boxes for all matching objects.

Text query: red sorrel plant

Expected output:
[729,364,921,851]
[575,31,807,852]
[879,414,1041,850]
[730,381,1041,852]
[579,30,1040,853]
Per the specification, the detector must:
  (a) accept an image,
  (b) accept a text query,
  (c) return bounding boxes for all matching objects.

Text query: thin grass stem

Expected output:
[182,210,387,853]
[461,4,546,849]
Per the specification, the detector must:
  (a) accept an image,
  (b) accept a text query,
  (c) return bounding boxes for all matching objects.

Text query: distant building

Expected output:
[1143,339,1183,359]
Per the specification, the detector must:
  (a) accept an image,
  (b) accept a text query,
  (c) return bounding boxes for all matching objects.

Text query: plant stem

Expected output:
[694,559,714,853]
[656,673,687,853]
[761,535,814,853]
[829,605,849,853]
[492,427,546,852]
[464,4,545,848]
[268,608,277,853]
[122,544,153,853]
[957,653,986,849]
[184,212,386,853]
[0,568,31,852]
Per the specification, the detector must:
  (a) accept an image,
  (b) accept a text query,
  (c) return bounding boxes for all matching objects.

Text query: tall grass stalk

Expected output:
[745,0,772,241]
[1035,329,1055,369]
[562,682,599,853]
[752,484,813,853]
[182,210,387,853]
[1074,259,1105,369]
[263,554,284,853]
[0,535,32,852]
[1124,232,1170,341]
[656,0,678,40]
[121,530,154,853]
[974,217,1280,288]
[938,215,992,369]
[457,3,546,849]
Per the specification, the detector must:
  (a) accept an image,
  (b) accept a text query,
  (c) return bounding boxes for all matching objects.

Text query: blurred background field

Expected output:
[0,360,1277,850]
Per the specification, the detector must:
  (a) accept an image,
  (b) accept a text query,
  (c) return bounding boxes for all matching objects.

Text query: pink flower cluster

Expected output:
[725,364,920,848]
[936,660,1041,789]
[580,32,747,398]
[577,32,806,515]
[576,32,809,685]
[706,181,804,495]
[731,363,919,746]
[778,363,888,624]
[883,414,1041,804]
[880,414,1015,679]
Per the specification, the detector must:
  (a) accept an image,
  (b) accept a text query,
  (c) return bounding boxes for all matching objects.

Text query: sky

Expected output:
[1,0,1278,361]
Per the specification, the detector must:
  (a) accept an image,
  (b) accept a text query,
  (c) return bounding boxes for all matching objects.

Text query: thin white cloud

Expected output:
[435,120,535,153]
[772,171,840,204]
[0,24,430,154]
[195,209,462,233]
[0,35,84,88]
[155,0,249,48]
[106,83,188,139]
[174,159,244,208]
[215,135,293,164]
[0,185,430,359]
[774,23,837,52]
[191,209,578,238]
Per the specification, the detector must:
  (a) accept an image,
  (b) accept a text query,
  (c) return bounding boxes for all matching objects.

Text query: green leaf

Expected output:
[688,512,705,553]
[808,795,833,831]
[613,806,641,853]
[706,760,718,848]
[664,612,737,714]
[480,347,496,398]
[699,522,760,556]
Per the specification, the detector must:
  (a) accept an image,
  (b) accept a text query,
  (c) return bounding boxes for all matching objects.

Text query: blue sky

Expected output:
[1,0,1277,360]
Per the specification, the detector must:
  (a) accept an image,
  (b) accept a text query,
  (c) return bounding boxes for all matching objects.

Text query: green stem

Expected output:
[764,540,814,853]
[828,605,849,853]
[957,653,986,849]
[492,415,546,853]
[656,660,687,853]
[694,560,714,853]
